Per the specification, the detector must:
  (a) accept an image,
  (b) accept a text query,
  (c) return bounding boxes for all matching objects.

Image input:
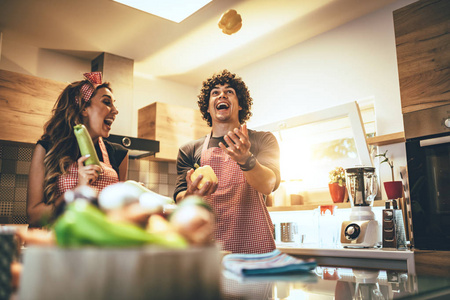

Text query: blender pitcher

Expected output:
[345,167,378,207]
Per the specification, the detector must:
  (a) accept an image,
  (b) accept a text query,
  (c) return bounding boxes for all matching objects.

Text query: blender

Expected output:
[341,167,379,248]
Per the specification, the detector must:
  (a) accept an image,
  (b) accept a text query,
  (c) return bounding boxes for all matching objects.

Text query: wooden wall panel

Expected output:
[138,102,211,161]
[0,70,66,144]
[393,0,450,114]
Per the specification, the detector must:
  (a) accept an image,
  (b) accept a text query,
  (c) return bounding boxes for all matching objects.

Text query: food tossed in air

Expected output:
[218,9,242,35]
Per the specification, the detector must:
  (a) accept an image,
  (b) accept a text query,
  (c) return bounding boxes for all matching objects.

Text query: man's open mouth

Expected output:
[216,102,229,110]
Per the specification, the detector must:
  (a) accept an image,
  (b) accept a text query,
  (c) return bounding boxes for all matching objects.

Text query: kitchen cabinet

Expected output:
[0,70,66,143]
[138,102,211,161]
[393,0,450,114]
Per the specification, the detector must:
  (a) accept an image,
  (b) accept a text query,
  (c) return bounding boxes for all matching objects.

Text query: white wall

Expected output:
[235,0,415,194]
[0,37,90,83]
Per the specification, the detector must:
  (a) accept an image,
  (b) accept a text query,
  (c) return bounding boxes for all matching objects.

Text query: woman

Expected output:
[27,72,129,227]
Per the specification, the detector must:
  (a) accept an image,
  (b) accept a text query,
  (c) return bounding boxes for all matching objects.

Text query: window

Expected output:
[257,101,375,202]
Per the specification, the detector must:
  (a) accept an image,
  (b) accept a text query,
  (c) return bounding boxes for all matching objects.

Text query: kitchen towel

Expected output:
[222,249,317,276]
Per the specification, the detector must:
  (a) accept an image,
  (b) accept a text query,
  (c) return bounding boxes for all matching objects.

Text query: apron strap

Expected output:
[201,132,213,162]
[98,137,111,166]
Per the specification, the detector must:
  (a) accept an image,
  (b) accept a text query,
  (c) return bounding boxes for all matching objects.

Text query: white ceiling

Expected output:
[0,0,398,86]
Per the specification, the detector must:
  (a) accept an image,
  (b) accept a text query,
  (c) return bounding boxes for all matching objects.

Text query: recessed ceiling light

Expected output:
[112,0,212,23]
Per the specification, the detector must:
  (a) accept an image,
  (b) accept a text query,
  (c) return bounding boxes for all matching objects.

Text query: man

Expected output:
[174,70,280,254]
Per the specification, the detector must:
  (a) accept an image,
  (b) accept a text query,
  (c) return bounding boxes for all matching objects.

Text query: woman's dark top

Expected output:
[37,139,128,175]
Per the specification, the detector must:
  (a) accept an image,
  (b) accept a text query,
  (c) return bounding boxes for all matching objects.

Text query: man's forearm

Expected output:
[242,161,276,195]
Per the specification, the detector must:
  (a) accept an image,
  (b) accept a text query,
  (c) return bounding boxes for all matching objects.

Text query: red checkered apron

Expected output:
[57,137,119,197]
[201,134,276,254]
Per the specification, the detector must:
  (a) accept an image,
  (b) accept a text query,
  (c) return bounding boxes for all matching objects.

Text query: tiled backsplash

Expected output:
[0,140,177,224]
[0,141,34,224]
[127,158,177,197]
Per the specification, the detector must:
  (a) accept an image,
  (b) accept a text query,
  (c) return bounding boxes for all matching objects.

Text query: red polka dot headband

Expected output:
[78,72,103,104]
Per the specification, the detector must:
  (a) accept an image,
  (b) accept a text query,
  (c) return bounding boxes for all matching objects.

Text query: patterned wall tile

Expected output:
[149,161,159,173]
[128,159,140,171]
[0,174,16,188]
[0,187,15,202]
[16,161,31,175]
[159,173,168,184]
[128,170,139,182]
[138,171,150,185]
[14,188,28,202]
[13,201,26,216]
[1,145,18,160]
[0,201,13,216]
[18,147,34,161]
[148,173,159,184]
[139,159,149,171]
[12,216,27,224]
[158,162,168,174]
[1,159,16,174]
[15,175,28,188]
[168,162,177,174]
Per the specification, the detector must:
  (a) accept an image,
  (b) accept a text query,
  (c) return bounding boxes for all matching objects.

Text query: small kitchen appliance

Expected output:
[340,167,379,248]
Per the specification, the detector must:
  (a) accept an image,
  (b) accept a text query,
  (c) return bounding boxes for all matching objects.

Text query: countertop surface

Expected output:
[221,265,450,300]
[10,246,450,300]
[277,245,416,273]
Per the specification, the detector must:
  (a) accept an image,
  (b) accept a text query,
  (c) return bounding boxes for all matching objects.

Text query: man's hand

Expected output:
[184,168,218,197]
[219,123,251,164]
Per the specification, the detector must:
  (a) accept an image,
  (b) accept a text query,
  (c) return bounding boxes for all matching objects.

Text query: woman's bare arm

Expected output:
[26,144,59,227]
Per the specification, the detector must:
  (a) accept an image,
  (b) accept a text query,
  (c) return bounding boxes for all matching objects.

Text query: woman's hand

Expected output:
[77,155,103,186]
[219,124,252,164]
[184,168,218,198]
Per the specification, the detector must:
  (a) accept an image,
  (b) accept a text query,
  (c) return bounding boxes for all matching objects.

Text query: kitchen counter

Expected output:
[221,265,450,299]
[277,246,415,273]
[10,246,450,300]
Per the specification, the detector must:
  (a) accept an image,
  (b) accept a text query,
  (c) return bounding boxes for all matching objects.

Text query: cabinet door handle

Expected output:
[419,136,450,147]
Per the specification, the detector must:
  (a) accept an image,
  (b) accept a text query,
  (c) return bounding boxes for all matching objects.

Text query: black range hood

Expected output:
[105,134,159,159]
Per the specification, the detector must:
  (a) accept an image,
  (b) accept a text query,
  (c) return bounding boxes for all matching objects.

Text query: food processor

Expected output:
[340,167,379,248]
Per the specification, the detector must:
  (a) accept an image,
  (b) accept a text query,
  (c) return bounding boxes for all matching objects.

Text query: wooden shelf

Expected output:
[367,132,405,146]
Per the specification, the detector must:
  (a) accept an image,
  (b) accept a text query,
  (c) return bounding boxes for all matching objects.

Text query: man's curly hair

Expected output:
[197,69,253,127]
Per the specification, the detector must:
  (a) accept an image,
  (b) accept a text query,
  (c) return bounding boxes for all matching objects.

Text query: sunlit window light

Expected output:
[112,0,212,23]
[276,103,375,191]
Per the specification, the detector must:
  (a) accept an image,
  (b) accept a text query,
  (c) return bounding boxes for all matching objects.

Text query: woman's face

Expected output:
[82,87,118,141]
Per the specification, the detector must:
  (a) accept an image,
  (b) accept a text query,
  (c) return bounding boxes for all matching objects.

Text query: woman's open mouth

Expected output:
[104,118,114,130]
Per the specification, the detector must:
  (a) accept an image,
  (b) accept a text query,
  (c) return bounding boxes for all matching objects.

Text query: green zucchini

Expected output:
[73,124,101,167]
[53,200,188,248]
